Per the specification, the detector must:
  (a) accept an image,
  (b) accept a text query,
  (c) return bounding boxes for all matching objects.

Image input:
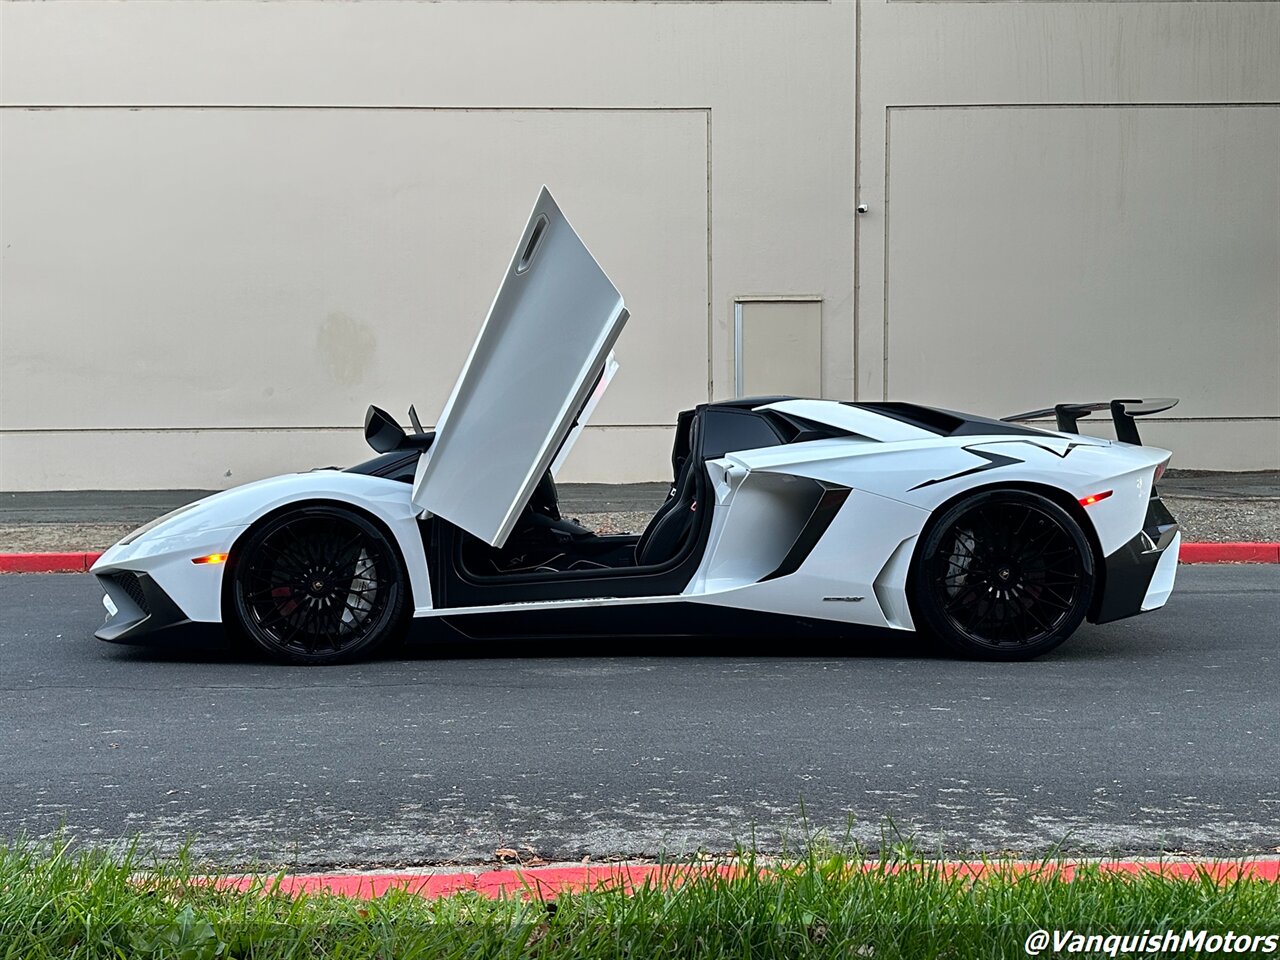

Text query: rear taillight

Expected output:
[1153,457,1170,486]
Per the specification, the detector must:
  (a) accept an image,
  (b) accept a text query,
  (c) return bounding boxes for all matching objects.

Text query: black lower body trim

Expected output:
[1091,495,1179,624]
[405,601,910,652]
[94,571,227,647]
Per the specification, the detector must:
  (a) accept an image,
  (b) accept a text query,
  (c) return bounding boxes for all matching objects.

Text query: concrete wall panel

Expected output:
[858,0,1280,468]
[3,0,1277,485]
[0,0,857,489]
[885,104,1279,423]
[1,107,708,431]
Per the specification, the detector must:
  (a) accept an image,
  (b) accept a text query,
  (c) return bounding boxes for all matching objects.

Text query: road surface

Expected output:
[1,567,1276,867]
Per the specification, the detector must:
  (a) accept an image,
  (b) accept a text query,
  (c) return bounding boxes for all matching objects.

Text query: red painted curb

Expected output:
[1178,541,1280,564]
[1,543,1278,574]
[0,552,101,573]
[212,859,1280,900]
[217,864,738,900]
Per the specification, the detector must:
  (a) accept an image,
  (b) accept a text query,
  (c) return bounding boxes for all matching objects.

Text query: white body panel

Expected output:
[760,399,941,443]
[724,432,1165,559]
[92,472,434,622]
[1142,531,1181,612]
[689,486,928,630]
[411,187,628,548]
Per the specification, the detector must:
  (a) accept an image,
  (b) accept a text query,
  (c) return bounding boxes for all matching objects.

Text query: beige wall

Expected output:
[1,106,711,486]
[1,1,1276,490]
[857,0,1280,468]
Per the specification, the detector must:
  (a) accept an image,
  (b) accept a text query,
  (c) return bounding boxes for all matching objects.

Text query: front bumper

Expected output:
[96,570,225,647]
[1092,493,1180,624]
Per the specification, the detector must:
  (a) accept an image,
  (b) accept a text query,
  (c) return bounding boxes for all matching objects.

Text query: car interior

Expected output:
[349,400,845,607]
[457,408,701,578]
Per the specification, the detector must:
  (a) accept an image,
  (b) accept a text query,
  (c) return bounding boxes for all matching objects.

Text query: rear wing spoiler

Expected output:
[1001,398,1178,445]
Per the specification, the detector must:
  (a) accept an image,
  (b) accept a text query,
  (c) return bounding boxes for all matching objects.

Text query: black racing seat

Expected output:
[635,423,701,567]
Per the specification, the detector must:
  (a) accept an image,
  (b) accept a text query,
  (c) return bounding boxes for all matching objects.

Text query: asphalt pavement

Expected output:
[1,567,1276,869]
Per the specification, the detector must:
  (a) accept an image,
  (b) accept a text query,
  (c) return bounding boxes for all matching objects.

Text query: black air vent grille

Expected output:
[112,572,149,615]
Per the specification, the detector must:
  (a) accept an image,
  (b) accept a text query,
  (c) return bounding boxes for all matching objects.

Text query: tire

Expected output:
[910,489,1094,661]
[230,505,407,665]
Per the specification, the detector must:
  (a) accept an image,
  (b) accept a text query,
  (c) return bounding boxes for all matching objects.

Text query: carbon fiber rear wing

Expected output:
[1001,398,1178,445]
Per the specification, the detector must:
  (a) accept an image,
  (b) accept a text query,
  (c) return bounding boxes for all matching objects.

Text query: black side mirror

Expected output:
[364,405,407,454]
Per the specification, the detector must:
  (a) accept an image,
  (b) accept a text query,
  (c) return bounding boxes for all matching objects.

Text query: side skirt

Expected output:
[406,600,910,647]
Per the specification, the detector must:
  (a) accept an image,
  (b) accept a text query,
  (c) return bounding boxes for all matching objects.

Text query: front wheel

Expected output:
[230,505,407,665]
[911,490,1095,661]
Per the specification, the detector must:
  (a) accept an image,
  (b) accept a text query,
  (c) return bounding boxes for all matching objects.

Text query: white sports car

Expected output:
[92,188,1180,664]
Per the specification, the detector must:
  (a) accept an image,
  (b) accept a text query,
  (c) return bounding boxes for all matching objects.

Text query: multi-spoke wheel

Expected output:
[911,490,1095,661]
[230,505,406,664]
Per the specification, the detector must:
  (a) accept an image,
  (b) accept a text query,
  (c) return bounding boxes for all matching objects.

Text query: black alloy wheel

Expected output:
[231,505,406,664]
[912,490,1094,661]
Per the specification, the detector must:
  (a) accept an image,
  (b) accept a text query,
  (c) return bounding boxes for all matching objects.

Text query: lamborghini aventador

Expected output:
[92,188,1180,663]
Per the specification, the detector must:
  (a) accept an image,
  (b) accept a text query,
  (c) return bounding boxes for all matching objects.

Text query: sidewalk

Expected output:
[0,483,673,525]
[1,472,1277,554]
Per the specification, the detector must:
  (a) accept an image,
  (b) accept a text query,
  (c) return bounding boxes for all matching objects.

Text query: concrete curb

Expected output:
[2,543,1279,573]
[212,859,1280,900]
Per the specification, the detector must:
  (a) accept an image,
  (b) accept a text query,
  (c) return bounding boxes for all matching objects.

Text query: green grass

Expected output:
[1,838,1277,959]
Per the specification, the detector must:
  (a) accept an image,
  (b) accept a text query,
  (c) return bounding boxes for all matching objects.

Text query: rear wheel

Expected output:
[911,490,1094,661]
[231,505,406,665]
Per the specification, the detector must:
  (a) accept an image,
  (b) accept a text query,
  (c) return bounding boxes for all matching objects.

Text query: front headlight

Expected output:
[119,502,201,545]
